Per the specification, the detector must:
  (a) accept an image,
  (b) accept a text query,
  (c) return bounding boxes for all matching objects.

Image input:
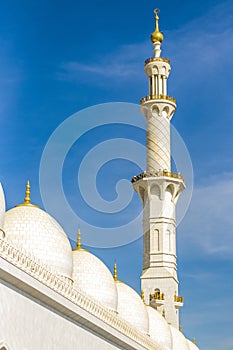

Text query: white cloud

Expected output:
[179,172,233,256]
[58,1,233,86]
[167,1,233,90]
[58,42,149,82]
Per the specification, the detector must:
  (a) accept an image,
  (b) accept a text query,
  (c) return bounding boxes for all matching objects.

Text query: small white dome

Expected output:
[146,306,172,350]
[4,205,73,279]
[170,326,190,350]
[72,248,118,311]
[0,183,6,230]
[187,339,199,350]
[115,281,149,334]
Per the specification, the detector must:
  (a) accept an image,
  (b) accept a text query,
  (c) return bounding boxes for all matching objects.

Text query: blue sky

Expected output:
[0,1,233,349]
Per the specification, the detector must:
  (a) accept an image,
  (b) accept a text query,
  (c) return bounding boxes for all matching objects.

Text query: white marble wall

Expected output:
[0,282,121,350]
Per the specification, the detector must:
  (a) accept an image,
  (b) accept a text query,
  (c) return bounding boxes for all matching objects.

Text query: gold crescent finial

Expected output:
[154,8,160,23]
[113,262,118,281]
[162,309,166,318]
[151,8,164,43]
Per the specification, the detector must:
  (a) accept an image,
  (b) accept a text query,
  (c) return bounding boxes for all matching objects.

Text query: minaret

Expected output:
[132,9,185,328]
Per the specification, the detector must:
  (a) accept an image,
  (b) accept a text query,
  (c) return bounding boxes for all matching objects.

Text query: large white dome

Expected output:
[187,339,199,350]
[0,183,5,230]
[115,280,149,334]
[146,306,172,350]
[170,326,190,350]
[72,247,118,311]
[4,205,73,279]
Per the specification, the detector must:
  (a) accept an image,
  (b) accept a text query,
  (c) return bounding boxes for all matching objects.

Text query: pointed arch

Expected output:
[151,184,160,198]
[0,341,11,350]
[139,186,145,203]
[166,229,172,252]
[165,184,175,201]
[152,228,160,251]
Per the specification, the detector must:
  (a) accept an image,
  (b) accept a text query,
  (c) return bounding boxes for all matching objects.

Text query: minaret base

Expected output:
[141,267,181,328]
[132,171,185,328]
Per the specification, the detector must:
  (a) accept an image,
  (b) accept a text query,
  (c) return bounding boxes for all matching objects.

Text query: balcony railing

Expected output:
[144,57,170,65]
[132,170,184,183]
[174,293,184,309]
[174,295,184,303]
[140,94,176,104]
[150,291,165,301]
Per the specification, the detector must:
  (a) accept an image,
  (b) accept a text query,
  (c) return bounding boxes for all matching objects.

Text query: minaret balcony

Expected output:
[149,291,165,307]
[144,57,170,65]
[140,94,176,105]
[131,170,184,184]
[174,294,184,309]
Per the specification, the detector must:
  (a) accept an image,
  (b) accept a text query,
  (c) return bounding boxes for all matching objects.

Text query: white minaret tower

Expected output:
[132,9,185,328]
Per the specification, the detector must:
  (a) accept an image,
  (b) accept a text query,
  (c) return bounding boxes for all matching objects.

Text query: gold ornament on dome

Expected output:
[113,262,118,282]
[15,181,39,208]
[151,8,164,43]
[73,228,89,252]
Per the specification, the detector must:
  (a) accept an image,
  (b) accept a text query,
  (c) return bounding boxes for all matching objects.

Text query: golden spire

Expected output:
[73,229,89,252]
[24,180,31,204]
[162,309,166,318]
[113,262,118,282]
[151,8,164,43]
[179,324,183,333]
[193,338,197,345]
[15,181,39,208]
[77,228,82,250]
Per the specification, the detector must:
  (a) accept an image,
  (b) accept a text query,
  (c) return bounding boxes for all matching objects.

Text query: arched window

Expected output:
[0,341,10,350]
[151,185,160,197]
[152,228,160,251]
[166,229,172,252]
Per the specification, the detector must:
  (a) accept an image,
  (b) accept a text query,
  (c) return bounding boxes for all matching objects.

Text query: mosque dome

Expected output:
[170,326,190,350]
[187,339,199,350]
[72,231,118,311]
[3,182,73,279]
[146,306,173,350]
[0,183,6,231]
[114,264,149,334]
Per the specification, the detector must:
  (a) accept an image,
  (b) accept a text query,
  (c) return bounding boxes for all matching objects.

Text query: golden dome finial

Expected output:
[73,229,89,252]
[193,338,197,345]
[162,308,166,318]
[76,228,82,250]
[15,181,39,208]
[24,180,31,205]
[113,262,118,282]
[179,324,183,333]
[151,8,164,43]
